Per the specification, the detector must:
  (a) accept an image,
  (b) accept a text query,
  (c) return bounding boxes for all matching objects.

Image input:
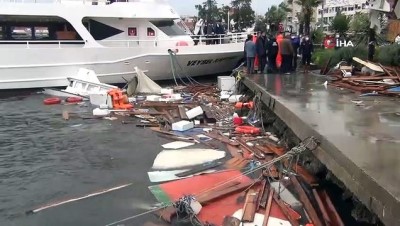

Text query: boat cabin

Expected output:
[0,0,194,48]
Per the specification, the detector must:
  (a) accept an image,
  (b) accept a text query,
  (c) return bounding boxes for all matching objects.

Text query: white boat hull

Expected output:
[0,44,244,89]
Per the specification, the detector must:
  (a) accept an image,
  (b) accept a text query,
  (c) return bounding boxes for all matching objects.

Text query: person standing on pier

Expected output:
[299,35,313,73]
[256,31,267,73]
[244,34,256,74]
[291,34,300,72]
[280,35,294,74]
[266,35,278,73]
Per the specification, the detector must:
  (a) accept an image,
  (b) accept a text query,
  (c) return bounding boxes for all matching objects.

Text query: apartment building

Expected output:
[284,0,369,33]
[283,0,320,34]
[316,0,369,32]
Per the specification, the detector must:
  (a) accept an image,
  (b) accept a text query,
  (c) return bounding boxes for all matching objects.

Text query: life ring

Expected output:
[66,96,83,103]
[235,126,261,135]
[43,97,62,105]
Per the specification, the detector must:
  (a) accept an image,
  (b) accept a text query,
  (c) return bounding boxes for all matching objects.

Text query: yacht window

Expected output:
[128,27,137,36]
[11,27,32,40]
[147,27,155,36]
[0,27,2,39]
[150,20,187,36]
[35,27,49,40]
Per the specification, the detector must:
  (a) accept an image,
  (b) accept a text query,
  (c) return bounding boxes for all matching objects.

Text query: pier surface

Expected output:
[242,73,400,226]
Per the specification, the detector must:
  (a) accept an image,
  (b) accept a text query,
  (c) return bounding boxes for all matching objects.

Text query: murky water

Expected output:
[0,91,166,226]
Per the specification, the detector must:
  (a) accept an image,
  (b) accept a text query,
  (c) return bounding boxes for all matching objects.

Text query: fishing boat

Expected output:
[0,0,249,90]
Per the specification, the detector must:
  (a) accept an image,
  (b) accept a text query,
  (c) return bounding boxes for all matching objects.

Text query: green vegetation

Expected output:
[312,44,400,68]
[330,13,351,36]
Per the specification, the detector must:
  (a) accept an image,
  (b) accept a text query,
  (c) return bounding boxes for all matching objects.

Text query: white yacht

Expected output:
[0,0,248,90]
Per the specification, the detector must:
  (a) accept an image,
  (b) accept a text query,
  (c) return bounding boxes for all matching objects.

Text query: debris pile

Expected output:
[326,57,400,96]
[44,71,345,226]
[107,81,342,226]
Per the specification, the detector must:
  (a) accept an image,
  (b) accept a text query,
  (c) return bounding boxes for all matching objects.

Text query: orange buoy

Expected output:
[65,96,83,103]
[235,126,261,135]
[108,89,133,110]
[43,97,62,105]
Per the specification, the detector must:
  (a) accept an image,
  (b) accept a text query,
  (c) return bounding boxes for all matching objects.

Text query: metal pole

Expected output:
[228,8,230,33]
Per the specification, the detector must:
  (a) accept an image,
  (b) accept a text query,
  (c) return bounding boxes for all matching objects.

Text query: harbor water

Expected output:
[0,91,166,226]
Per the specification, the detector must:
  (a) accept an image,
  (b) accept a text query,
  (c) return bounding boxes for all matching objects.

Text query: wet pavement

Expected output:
[243,73,400,226]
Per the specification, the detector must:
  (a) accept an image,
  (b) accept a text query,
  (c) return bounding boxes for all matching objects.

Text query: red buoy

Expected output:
[43,97,62,105]
[65,96,83,103]
[235,126,261,135]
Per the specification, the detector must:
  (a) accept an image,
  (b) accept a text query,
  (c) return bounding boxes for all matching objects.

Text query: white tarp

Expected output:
[161,141,195,149]
[152,149,226,170]
[127,67,162,96]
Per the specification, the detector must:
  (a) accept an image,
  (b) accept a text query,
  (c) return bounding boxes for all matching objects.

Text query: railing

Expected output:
[0,0,111,4]
[0,32,254,49]
[0,40,85,48]
[0,0,166,4]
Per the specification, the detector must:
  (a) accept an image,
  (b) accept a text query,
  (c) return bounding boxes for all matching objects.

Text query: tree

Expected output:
[295,0,321,35]
[230,0,255,31]
[264,3,290,33]
[350,12,370,34]
[330,12,351,36]
[195,0,220,21]
[254,15,267,32]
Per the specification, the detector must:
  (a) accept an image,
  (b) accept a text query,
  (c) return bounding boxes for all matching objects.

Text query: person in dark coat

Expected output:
[280,35,294,74]
[243,35,252,67]
[256,31,267,73]
[299,35,314,73]
[291,35,300,72]
[266,35,279,73]
[244,34,256,74]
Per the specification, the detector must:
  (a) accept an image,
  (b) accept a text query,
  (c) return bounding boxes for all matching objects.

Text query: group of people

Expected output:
[244,31,314,75]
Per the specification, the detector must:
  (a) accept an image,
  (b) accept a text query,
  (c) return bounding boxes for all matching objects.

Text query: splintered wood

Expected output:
[328,59,400,97]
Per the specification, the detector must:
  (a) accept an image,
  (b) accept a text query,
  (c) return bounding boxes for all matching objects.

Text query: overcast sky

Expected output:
[168,0,283,16]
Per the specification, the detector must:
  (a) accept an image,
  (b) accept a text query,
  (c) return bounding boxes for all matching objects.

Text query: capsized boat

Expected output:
[42,68,118,99]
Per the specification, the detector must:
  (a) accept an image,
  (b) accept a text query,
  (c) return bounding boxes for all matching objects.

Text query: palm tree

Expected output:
[294,0,321,35]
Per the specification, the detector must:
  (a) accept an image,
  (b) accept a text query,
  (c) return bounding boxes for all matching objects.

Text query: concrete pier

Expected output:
[241,73,400,226]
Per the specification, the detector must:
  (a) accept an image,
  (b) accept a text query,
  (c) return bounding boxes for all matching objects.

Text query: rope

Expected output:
[104,136,319,226]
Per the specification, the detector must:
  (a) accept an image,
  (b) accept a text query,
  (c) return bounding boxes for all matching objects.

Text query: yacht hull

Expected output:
[0,44,244,89]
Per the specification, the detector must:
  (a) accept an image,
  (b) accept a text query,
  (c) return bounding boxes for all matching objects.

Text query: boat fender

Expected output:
[43,97,62,105]
[235,126,261,135]
[65,97,83,103]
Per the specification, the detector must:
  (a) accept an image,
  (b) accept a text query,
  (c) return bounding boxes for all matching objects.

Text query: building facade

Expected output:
[316,0,369,32]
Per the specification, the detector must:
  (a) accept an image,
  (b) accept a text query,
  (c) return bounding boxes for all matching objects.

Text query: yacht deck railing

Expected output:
[0,32,254,49]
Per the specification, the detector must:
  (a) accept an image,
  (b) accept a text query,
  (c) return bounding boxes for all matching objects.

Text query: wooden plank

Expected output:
[242,189,259,222]
[342,76,396,81]
[237,138,265,159]
[177,105,189,120]
[320,190,345,226]
[264,145,317,185]
[272,190,300,226]
[197,180,258,204]
[313,189,332,226]
[262,187,274,226]
[204,131,240,146]
[226,144,243,157]
[257,180,267,211]
[290,176,324,226]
